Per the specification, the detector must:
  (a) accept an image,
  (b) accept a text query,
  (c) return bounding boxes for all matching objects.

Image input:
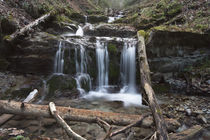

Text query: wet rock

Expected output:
[147,30,210,76]
[7,32,59,75]
[69,12,85,23]
[47,74,77,98]
[84,24,137,37]
[87,15,108,24]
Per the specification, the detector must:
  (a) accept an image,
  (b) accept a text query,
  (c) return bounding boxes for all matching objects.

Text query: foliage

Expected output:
[9,135,30,140]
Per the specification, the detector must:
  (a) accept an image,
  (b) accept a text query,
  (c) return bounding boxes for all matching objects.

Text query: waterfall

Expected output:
[75,45,92,94]
[120,41,137,93]
[96,40,109,91]
[54,41,64,74]
[76,26,84,36]
[84,38,142,106]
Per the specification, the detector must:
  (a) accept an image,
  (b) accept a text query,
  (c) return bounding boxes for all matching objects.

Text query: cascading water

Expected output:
[96,40,109,92]
[54,41,64,74]
[75,45,92,94]
[76,26,84,36]
[84,38,142,106]
[120,41,137,93]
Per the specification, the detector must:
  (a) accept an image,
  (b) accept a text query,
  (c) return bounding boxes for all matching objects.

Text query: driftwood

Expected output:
[49,102,86,140]
[0,89,38,126]
[0,100,178,129]
[137,32,169,140]
[4,12,51,42]
[169,125,203,140]
[110,113,151,137]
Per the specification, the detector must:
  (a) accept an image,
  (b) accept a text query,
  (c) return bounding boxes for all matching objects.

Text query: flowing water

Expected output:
[54,41,64,74]
[53,22,142,106]
[84,38,142,106]
[95,40,109,92]
[76,26,84,36]
[75,45,92,94]
[120,41,137,93]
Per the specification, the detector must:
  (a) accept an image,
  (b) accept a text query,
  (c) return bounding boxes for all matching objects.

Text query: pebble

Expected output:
[186,109,192,116]
[197,115,207,124]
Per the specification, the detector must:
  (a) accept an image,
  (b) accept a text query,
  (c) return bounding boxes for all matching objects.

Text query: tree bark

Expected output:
[49,102,86,140]
[137,32,169,140]
[0,100,178,129]
[0,89,38,126]
[4,12,51,42]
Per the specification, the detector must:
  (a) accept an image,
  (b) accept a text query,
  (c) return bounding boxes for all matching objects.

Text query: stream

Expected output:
[0,11,210,140]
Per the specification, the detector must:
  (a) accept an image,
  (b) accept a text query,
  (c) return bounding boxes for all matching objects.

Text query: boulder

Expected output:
[1,18,18,34]
[47,74,77,98]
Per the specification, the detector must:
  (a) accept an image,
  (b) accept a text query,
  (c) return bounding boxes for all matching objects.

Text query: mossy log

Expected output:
[4,12,52,42]
[137,32,169,140]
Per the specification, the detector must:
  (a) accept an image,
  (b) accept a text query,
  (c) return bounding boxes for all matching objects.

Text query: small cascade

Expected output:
[120,41,137,93]
[76,26,84,36]
[54,41,64,74]
[84,15,88,23]
[75,45,92,94]
[96,40,109,92]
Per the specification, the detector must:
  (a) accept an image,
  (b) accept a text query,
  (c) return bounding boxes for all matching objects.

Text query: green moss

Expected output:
[153,84,170,93]
[138,30,146,37]
[9,135,30,140]
[195,24,208,31]
[47,75,76,97]
[55,15,72,23]
[3,35,12,41]
[166,2,182,17]
[109,62,120,83]
[108,43,117,54]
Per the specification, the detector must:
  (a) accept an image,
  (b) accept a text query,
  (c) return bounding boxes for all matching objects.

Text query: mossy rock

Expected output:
[0,58,9,71]
[109,61,120,84]
[55,14,72,24]
[108,43,117,54]
[153,83,170,93]
[1,18,17,34]
[88,15,108,24]
[3,87,32,100]
[166,2,182,17]
[69,12,85,23]
[47,74,76,97]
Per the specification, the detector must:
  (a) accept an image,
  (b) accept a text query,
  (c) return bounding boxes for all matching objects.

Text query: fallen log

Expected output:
[4,12,52,42]
[49,102,86,140]
[169,125,203,140]
[0,89,38,126]
[0,100,179,129]
[137,31,169,140]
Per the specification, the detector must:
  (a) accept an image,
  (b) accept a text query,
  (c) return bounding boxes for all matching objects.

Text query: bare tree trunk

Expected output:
[4,12,51,42]
[137,32,169,140]
[49,102,86,140]
[0,89,38,126]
